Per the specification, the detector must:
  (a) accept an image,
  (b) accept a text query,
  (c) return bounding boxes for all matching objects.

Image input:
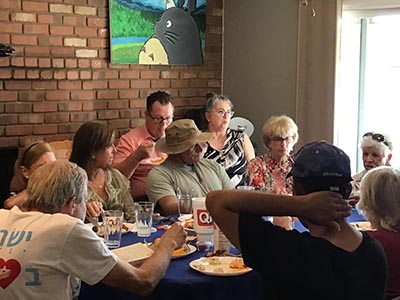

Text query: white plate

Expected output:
[128,223,157,234]
[172,244,196,259]
[181,219,195,232]
[189,257,252,276]
[178,214,193,222]
[351,221,372,231]
[95,223,156,236]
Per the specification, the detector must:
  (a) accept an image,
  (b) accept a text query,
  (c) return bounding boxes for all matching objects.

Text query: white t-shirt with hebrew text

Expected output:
[0,207,118,300]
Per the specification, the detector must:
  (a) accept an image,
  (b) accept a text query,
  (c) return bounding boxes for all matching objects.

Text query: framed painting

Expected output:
[109,0,206,65]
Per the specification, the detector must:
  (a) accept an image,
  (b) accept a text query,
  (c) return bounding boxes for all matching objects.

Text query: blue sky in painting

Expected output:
[139,0,206,10]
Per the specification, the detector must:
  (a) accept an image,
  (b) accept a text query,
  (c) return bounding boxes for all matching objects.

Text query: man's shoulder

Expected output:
[119,123,147,140]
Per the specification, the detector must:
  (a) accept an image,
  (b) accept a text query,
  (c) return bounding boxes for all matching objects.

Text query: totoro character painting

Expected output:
[139,0,204,65]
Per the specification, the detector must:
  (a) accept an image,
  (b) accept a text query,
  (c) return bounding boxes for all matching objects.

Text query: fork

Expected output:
[182,243,191,253]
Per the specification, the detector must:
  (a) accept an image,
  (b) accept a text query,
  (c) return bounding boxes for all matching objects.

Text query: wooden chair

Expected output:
[49,140,73,160]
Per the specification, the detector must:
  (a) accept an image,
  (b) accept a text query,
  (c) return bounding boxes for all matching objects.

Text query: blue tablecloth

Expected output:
[78,224,264,300]
[79,209,364,300]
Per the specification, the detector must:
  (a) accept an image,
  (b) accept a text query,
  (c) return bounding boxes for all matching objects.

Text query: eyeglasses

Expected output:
[363,132,389,147]
[147,110,173,124]
[271,136,294,143]
[212,109,235,118]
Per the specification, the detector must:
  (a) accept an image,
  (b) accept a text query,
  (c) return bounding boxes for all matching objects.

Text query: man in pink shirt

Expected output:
[113,91,174,200]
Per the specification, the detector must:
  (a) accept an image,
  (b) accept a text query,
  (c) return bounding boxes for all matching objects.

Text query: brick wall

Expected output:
[0,0,223,148]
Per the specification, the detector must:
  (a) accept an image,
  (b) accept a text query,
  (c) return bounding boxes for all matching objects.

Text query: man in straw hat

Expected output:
[146,119,234,215]
[207,141,387,300]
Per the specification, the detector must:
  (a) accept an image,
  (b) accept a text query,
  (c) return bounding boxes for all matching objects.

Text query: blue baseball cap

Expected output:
[288,141,352,182]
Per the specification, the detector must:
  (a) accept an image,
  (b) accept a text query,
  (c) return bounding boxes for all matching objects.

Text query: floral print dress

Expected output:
[245,153,293,195]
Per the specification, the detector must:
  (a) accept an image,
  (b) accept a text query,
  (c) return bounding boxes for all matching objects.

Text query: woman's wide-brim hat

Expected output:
[156,119,214,154]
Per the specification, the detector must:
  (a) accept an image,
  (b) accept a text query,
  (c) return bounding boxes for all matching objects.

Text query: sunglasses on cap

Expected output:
[362,132,389,147]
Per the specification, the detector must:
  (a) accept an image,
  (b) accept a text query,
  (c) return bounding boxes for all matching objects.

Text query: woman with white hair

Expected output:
[357,166,400,299]
[351,132,393,195]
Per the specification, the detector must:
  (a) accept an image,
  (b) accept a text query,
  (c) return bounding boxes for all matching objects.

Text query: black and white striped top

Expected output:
[204,129,247,187]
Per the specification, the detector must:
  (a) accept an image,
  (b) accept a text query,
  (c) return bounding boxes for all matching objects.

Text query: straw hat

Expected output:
[155,119,214,154]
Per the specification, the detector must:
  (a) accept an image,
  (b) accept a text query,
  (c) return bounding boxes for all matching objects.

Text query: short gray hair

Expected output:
[203,94,233,112]
[24,160,88,214]
[360,133,392,157]
[357,166,400,230]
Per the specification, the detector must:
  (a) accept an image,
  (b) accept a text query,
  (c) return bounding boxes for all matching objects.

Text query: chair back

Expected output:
[49,140,73,160]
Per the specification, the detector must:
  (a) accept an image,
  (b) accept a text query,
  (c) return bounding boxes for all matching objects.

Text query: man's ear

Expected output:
[61,197,77,216]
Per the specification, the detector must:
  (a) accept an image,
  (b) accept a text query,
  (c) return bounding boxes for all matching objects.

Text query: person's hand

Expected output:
[160,222,186,250]
[301,191,352,230]
[135,140,155,161]
[86,201,103,218]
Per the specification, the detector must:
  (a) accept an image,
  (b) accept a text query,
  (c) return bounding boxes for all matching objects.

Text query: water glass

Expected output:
[134,202,154,237]
[177,187,193,218]
[104,210,124,249]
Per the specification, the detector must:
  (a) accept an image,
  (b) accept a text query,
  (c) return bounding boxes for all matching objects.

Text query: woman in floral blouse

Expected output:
[245,115,299,229]
[70,122,135,222]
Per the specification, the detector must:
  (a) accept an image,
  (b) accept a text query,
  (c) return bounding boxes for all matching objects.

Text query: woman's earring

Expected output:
[91,155,96,160]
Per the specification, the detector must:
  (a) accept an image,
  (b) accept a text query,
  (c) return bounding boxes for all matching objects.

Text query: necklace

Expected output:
[90,169,105,190]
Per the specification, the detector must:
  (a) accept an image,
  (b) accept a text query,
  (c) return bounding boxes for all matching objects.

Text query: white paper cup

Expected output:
[104,210,124,249]
[192,197,214,244]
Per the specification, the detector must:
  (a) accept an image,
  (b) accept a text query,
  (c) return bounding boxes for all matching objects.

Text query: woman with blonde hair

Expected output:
[245,115,299,229]
[246,115,298,193]
[5,141,56,208]
[357,166,400,299]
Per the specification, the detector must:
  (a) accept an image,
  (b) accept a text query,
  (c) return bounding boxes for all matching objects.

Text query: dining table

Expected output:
[78,209,365,300]
[78,218,264,300]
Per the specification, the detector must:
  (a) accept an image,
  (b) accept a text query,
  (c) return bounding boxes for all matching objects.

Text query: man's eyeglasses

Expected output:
[147,110,173,124]
[212,109,235,118]
[271,136,294,143]
[363,132,389,147]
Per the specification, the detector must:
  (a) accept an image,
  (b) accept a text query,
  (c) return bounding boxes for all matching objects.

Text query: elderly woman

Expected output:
[203,94,255,186]
[351,132,393,195]
[4,141,56,209]
[69,122,135,222]
[246,115,298,194]
[245,115,299,230]
[357,166,400,299]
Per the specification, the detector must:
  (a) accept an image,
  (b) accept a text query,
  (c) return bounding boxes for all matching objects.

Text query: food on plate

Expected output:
[150,155,167,164]
[192,264,206,271]
[172,247,187,256]
[183,219,194,230]
[208,257,221,265]
[213,267,224,273]
[351,221,373,231]
[229,258,247,269]
[95,223,131,236]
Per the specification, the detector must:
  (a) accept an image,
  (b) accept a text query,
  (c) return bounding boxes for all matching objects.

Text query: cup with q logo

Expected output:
[192,197,214,244]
